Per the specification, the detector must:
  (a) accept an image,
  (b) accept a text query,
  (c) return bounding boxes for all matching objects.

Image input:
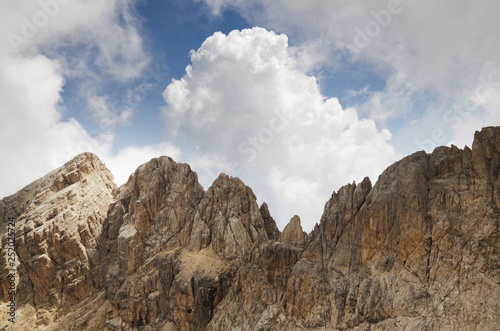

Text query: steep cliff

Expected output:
[1,127,499,330]
[0,153,116,330]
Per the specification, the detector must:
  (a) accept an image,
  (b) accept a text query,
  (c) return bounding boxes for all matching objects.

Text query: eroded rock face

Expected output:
[260,202,280,241]
[273,127,500,330]
[280,215,306,244]
[1,127,499,331]
[102,156,206,329]
[207,127,500,330]
[0,153,116,330]
[188,173,268,261]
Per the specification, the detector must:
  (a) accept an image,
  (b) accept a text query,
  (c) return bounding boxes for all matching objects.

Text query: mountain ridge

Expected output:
[1,127,499,330]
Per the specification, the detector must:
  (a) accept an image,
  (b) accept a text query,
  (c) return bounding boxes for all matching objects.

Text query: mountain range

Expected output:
[1,127,499,330]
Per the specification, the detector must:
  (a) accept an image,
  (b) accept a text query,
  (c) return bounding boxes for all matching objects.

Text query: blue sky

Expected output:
[1,0,499,231]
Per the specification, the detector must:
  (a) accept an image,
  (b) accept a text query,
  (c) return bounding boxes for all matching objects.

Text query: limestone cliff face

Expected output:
[0,153,116,330]
[1,127,499,330]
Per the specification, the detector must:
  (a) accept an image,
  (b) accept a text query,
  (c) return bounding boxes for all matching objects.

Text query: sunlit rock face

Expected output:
[1,127,499,330]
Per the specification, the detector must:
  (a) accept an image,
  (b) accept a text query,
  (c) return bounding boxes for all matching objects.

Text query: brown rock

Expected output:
[260,202,280,241]
[1,127,499,331]
[0,153,116,327]
[189,173,268,260]
[280,215,306,243]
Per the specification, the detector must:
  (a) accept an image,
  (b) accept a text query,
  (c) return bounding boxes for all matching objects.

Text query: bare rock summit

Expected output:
[1,127,500,330]
[280,215,306,243]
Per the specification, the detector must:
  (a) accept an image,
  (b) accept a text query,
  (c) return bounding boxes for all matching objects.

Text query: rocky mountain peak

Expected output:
[259,202,280,241]
[472,126,500,180]
[1,128,499,330]
[188,172,268,260]
[280,215,306,243]
[0,152,116,329]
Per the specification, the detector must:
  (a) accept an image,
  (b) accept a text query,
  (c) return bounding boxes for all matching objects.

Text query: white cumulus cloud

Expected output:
[198,0,500,152]
[162,27,397,230]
